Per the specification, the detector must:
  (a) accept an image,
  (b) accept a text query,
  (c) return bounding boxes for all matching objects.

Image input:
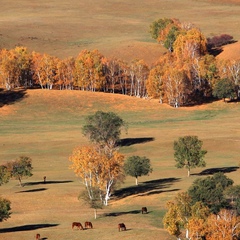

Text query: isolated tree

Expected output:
[0,197,11,222]
[82,111,126,153]
[174,136,207,177]
[69,145,125,206]
[124,156,152,185]
[7,156,33,187]
[0,165,11,222]
[188,172,234,213]
[0,165,10,186]
[213,78,236,101]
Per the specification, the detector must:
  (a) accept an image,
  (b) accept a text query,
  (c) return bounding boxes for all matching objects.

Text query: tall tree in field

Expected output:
[124,156,152,185]
[82,111,126,154]
[0,165,10,186]
[0,165,11,222]
[7,156,33,187]
[69,145,125,206]
[174,136,207,177]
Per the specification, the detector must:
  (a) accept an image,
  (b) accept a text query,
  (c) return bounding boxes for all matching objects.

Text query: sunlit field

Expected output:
[0,0,240,239]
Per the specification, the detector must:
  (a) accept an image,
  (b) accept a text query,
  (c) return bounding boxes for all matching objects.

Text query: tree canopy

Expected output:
[173,135,207,177]
[6,156,33,187]
[213,78,236,101]
[188,172,234,213]
[82,111,126,153]
[124,156,152,185]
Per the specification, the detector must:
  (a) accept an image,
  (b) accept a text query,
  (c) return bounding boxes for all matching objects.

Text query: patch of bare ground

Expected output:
[217,41,240,60]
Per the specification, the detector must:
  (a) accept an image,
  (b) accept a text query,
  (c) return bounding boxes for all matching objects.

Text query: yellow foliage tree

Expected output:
[69,145,124,206]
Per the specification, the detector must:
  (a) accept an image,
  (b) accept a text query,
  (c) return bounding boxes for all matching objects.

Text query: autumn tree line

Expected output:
[0,18,239,107]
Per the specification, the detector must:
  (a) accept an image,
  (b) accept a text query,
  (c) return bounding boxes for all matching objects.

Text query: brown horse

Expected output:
[85,221,93,229]
[72,222,84,230]
[142,207,147,214]
[35,233,40,240]
[118,223,126,232]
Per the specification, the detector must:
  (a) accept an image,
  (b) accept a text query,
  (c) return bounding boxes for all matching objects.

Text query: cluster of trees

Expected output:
[163,173,240,240]
[0,18,239,107]
[148,18,240,107]
[0,156,33,222]
[69,111,152,217]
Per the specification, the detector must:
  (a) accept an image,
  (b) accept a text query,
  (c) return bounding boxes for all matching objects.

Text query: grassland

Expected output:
[0,89,240,240]
[1,0,240,65]
[0,0,240,239]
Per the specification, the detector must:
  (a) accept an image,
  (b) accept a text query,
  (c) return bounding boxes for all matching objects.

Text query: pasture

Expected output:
[0,0,240,239]
[1,0,240,65]
[0,89,240,240]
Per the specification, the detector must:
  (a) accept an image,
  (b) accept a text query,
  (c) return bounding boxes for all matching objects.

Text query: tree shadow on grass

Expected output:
[192,166,239,176]
[0,88,27,108]
[103,210,141,217]
[118,137,155,147]
[113,177,180,200]
[23,180,73,186]
[16,188,48,193]
[0,223,59,233]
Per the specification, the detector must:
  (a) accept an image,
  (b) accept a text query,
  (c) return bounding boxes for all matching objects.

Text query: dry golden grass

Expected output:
[0,89,240,240]
[1,0,240,65]
[0,0,240,239]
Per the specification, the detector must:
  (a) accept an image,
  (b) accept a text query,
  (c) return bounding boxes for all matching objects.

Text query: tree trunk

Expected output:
[135,177,138,185]
[94,209,97,219]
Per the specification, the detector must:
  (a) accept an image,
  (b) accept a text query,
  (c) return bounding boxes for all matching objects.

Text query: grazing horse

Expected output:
[142,207,147,214]
[72,222,84,230]
[85,221,93,229]
[118,223,126,232]
[35,233,40,240]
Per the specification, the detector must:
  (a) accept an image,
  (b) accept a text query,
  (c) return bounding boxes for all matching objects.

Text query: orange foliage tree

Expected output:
[74,49,106,91]
[69,145,125,206]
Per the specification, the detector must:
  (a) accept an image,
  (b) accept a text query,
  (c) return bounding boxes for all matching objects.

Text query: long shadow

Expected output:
[118,137,155,147]
[0,223,59,233]
[16,188,47,193]
[192,166,239,176]
[0,88,27,108]
[113,177,180,200]
[24,180,73,186]
[103,210,141,217]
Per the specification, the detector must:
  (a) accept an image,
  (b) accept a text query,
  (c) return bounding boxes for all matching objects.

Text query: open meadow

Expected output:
[0,89,240,240]
[0,0,240,239]
[1,0,240,65]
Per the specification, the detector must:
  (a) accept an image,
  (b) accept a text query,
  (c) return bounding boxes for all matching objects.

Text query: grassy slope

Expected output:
[0,89,240,240]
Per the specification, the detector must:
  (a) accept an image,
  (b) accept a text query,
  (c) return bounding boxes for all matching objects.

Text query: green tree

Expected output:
[213,78,236,101]
[0,165,11,222]
[124,156,152,185]
[0,197,11,222]
[7,156,33,187]
[174,136,207,177]
[149,18,173,40]
[188,172,234,213]
[82,111,126,153]
[0,165,10,186]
